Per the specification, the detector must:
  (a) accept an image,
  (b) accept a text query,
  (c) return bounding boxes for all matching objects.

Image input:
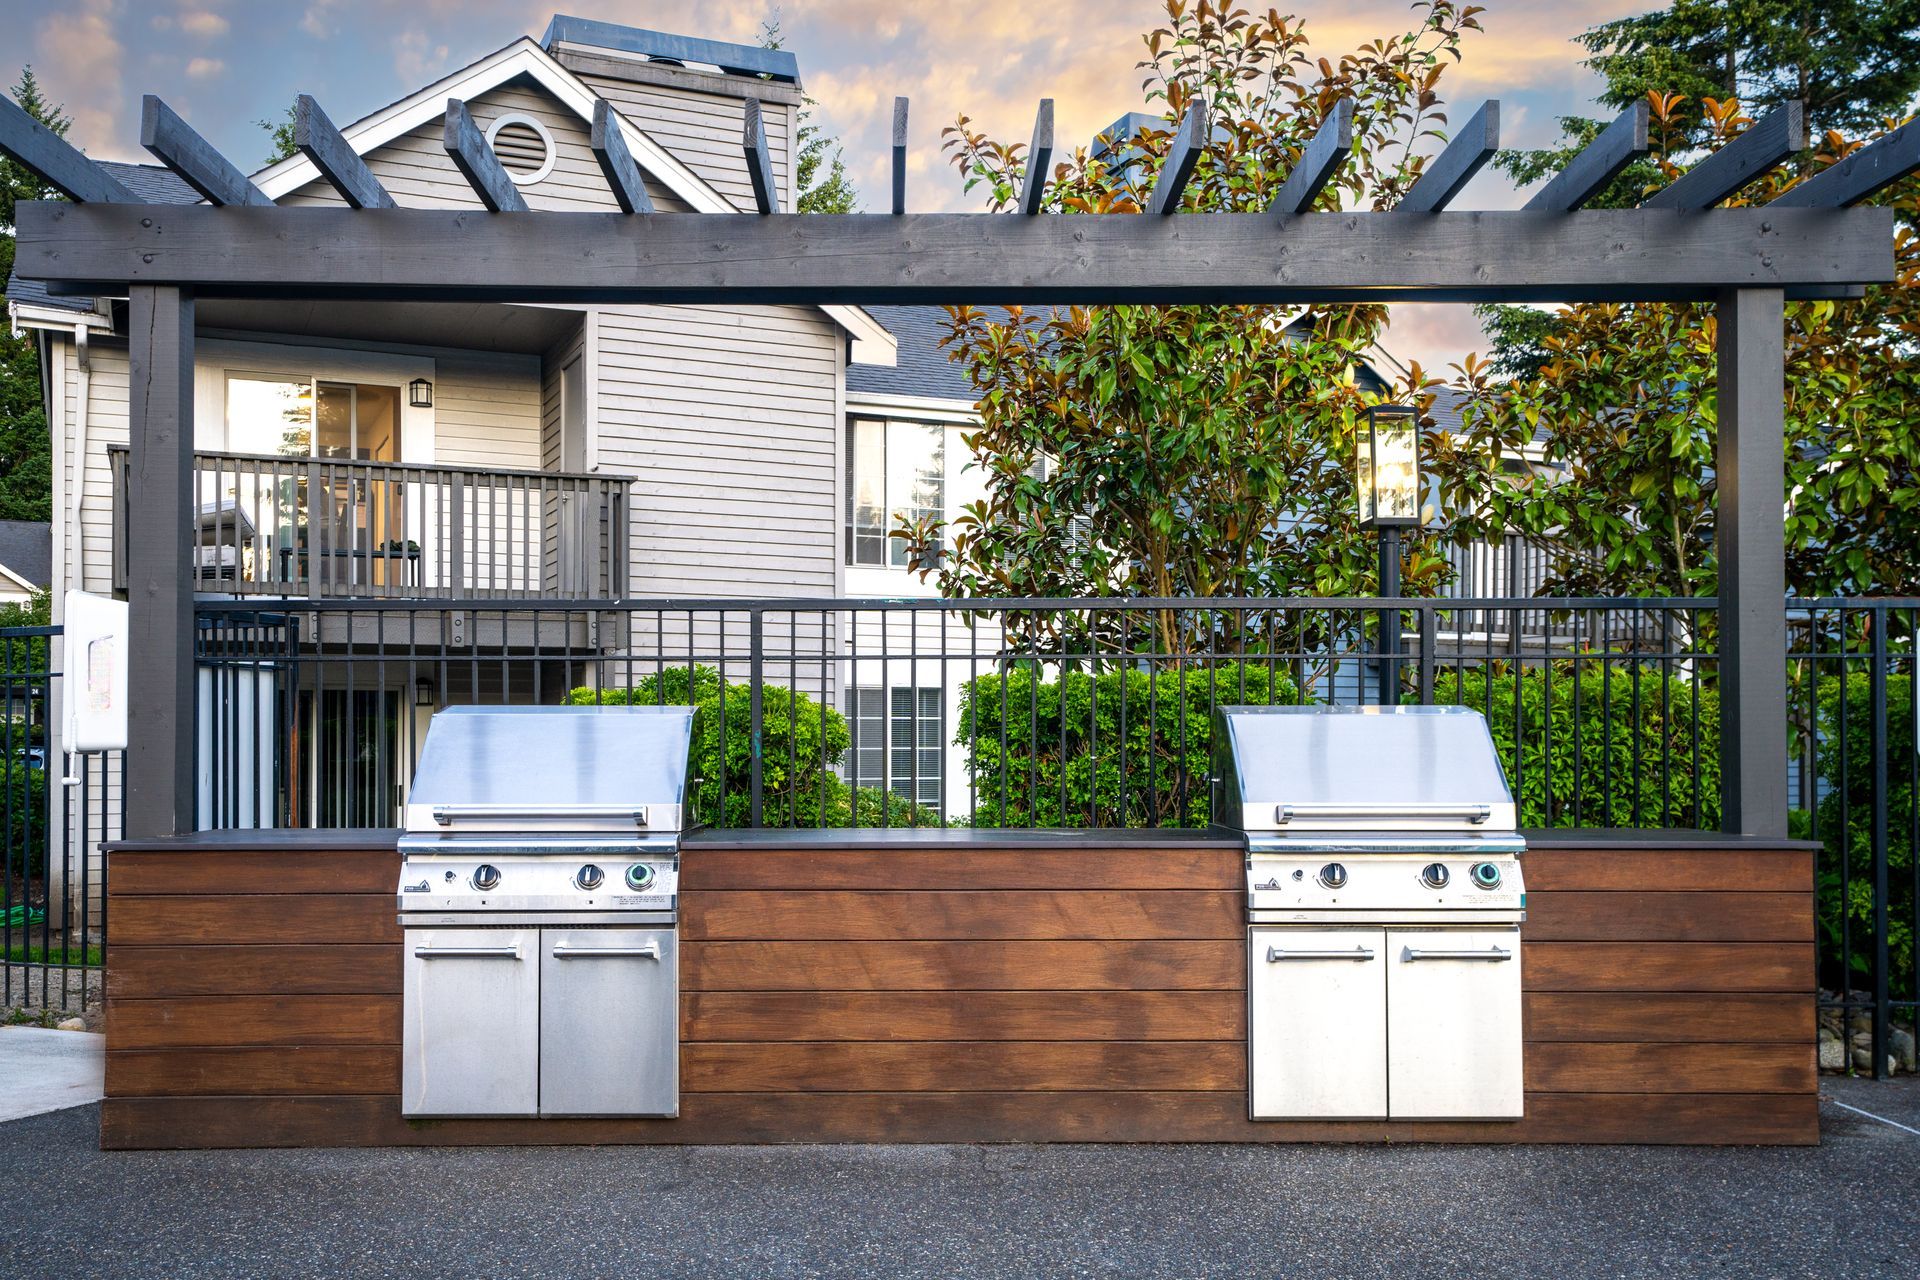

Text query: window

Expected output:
[848,686,943,807]
[847,419,945,568]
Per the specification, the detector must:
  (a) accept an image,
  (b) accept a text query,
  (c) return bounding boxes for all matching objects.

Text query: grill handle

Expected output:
[551,942,661,960]
[431,804,649,827]
[1266,945,1375,962]
[1275,802,1491,825]
[1401,945,1513,962]
[413,945,522,960]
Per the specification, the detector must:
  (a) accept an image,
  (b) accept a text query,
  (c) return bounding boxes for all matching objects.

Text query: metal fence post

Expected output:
[1418,606,1436,705]
[748,609,765,828]
[1870,608,1891,1079]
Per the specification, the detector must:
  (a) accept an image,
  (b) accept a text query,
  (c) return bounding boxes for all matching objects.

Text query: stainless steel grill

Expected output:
[396,705,694,1119]
[1213,706,1527,1122]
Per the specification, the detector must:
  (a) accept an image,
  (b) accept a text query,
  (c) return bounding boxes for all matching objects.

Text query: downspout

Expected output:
[70,322,91,587]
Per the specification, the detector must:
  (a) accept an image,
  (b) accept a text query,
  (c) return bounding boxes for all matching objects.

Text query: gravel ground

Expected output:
[1,963,102,1029]
[0,1083,1915,1280]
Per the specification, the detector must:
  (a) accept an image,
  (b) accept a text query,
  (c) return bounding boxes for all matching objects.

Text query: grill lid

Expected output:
[1213,705,1517,834]
[403,706,696,835]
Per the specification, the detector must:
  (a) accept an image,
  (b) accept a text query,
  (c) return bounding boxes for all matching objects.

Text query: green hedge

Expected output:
[1805,672,1915,1000]
[1428,665,1721,830]
[958,661,1300,828]
[566,666,939,828]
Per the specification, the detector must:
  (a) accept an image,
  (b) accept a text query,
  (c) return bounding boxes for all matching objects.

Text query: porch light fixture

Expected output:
[414,675,437,708]
[1355,403,1421,529]
[408,378,434,409]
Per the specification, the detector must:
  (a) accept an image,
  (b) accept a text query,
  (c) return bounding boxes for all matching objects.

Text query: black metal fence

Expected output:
[8,596,1915,1072]
[1,624,121,1014]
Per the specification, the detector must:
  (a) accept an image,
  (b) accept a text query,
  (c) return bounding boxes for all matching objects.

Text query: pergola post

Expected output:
[1715,287,1788,838]
[124,284,197,838]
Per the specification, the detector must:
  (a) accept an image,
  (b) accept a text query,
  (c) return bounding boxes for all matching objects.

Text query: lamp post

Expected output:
[1356,404,1422,705]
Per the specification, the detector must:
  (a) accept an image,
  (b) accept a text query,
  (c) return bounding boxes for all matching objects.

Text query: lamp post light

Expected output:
[1357,404,1422,705]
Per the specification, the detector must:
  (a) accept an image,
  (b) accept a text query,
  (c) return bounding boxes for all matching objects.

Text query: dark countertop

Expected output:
[104,826,1819,853]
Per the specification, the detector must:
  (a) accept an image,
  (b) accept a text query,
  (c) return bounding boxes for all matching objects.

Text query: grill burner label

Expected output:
[403,881,430,893]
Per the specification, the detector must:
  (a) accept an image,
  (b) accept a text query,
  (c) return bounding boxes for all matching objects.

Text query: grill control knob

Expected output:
[1470,862,1503,890]
[624,863,656,892]
[575,863,605,891]
[1317,862,1348,890]
[1420,862,1450,890]
[471,864,501,892]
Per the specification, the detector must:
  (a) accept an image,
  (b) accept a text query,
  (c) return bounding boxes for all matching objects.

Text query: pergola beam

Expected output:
[1769,116,1920,208]
[1268,99,1352,216]
[0,96,135,203]
[141,96,271,207]
[1644,102,1805,210]
[590,98,654,214]
[1523,101,1649,213]
[743,98,777,214]
[1017,99,1054,216]
[891,97,909,215]
[1397,100,1498,214]
[442,98,527,212]
[1146,101,1207,216]
[17,203,1892,304]
[294,95,395,210]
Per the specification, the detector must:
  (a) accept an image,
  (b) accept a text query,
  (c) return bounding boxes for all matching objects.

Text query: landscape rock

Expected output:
[55,1017,84,1032]
[1818,1032,1847,1071]
[1892,1026,1917,1073]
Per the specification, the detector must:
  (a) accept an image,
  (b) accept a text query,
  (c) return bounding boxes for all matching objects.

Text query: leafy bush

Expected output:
[958,661,1299,828]
[566,666,939,828]
[1806,672,1915,1000]
[1429,664,1721,829]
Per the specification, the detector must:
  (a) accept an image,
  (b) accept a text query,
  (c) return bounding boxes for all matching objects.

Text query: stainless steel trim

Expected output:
[551,942,661,960]
[399,911,677,928]
[413,944,523,959]
[1277,802,1490,825]
[1267,945,1375,961]
[433,803,649,827]
[1401,945,1513,962]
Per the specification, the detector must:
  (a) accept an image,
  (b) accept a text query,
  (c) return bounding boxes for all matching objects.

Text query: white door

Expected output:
[1385,928,1524,1120]
[403,927,540,1117]
[1248,927,1387,1120]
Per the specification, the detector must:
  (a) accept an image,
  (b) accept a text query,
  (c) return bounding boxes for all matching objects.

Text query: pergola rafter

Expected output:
[5,87,1919,843]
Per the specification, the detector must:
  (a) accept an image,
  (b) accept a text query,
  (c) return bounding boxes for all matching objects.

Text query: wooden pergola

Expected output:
[7,88,1919,841]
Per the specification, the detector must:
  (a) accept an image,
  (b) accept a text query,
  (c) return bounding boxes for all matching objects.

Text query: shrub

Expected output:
[566,666,939,828]
[1428,664,1721,830]
[1807,672,1915,1000]
[958,660,1299,828]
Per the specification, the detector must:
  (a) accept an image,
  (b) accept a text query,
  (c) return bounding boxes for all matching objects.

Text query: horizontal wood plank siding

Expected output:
[101,838,1818,1148]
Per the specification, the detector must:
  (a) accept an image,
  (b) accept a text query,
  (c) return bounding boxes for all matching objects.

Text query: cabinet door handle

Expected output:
[414,945,521,960]
[1401,946,1513,962]
[550,943,661,960]
[1266,946,1375,962]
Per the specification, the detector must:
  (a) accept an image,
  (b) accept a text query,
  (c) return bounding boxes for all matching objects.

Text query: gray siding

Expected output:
[577,73,792,210]
[434,349,544,470]
[283,78,693,213]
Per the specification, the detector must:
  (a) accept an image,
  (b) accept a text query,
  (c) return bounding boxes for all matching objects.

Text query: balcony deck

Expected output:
[111,448,632,601]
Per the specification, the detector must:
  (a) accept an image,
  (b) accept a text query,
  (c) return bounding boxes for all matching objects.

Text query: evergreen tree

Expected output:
[0,66,66,524]
[759,17,858,213]
[257,102,298,166]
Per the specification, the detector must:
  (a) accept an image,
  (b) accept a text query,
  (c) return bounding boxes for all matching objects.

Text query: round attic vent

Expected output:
[484,113,556,185]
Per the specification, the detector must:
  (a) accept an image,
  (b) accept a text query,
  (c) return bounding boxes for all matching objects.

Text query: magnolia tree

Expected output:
[1451,93,1920,597]
[895,1,1513,651]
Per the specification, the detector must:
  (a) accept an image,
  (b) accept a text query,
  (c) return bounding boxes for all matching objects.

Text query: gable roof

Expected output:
[6,161,197,316]
[10,35,893,363]
[846,306,998,403]
[0,522,51,590]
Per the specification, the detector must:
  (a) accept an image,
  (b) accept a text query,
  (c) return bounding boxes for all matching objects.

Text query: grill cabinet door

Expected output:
[1248,927,1387,1120]
[539,927,679,1117]
[403,927,539,1117]
[1385,927,1523,1120]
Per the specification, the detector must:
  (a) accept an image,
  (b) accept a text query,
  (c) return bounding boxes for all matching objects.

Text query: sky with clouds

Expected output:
[5,0,1657,370]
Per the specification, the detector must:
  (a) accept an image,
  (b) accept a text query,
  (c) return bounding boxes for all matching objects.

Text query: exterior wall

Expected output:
[281,79,693,214]
[431,350,544,471]
[574,69,793,212]
[98,832,1818,1149]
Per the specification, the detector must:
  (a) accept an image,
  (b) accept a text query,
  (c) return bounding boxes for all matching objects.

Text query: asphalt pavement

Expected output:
[1,1081,1915,1279]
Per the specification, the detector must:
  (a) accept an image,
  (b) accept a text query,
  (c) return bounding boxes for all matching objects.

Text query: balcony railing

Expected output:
[110,448,632,600]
